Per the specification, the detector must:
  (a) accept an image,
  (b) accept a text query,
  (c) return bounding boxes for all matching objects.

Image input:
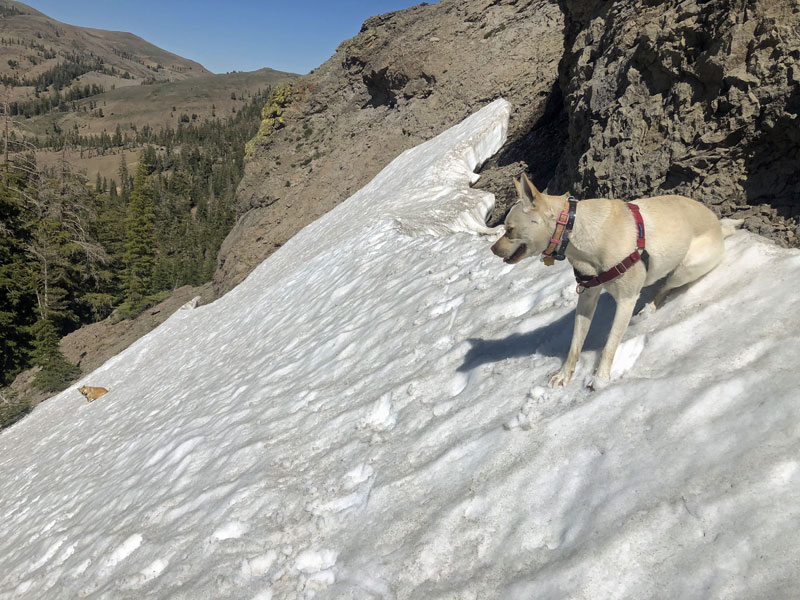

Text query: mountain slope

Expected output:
[1,101,798,599]
[27,67,299,138]
[0,1,298,138]
[0,0,209,97]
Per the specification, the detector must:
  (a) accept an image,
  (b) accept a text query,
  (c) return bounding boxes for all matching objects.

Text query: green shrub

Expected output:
[0,388,31,429]
[111,290,172,323]
[483,24,507,39]
[244,84,296,159]
[33,359,80,392]
[83,293,115,321]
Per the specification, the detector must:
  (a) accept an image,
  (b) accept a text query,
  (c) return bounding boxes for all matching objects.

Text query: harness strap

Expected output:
[542,197,578,266]
[574,203,646,294]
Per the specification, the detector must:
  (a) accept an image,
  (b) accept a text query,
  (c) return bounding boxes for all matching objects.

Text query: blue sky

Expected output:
[24,1,436,75]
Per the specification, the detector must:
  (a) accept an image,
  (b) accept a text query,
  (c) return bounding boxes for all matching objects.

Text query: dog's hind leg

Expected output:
[550,286,602,388]
[652,232,725,307]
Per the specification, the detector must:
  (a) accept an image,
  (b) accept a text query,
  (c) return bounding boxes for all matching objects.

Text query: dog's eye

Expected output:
[505,227,514,237]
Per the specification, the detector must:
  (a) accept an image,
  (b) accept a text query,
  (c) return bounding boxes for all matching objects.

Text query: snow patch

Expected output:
[295,549,338,574]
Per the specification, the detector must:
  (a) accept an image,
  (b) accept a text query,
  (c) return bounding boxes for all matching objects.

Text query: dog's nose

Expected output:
[490,239,504,257]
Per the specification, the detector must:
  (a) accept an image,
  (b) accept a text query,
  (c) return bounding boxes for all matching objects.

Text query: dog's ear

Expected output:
[517,174,538,212]
[519,173,546,208]
[513,176,523,199]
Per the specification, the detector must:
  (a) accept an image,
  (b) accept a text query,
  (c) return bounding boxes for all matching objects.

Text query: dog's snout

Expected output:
[491,238,503,257]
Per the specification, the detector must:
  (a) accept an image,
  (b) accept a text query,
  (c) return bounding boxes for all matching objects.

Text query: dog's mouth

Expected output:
[503,243,527,264]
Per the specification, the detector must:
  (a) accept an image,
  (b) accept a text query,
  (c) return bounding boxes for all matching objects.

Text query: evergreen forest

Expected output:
[1,88,271,415]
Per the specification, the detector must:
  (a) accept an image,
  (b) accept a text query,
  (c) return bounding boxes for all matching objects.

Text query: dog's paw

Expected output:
[633,302,656,322]
[549,368,573,388]
[584,372,609,391]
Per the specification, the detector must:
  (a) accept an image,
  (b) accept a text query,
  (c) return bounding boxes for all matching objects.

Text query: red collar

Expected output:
[541,197,578,266]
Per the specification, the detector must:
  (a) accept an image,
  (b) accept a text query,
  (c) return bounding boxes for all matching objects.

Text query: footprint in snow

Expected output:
[610,334,647,380]
[360,393,396,433]
[504,386,550,430]
[97,533,143,577]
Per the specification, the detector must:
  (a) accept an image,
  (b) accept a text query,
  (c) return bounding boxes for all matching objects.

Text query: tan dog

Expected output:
[78,386,109,403]
[491,174,741,388]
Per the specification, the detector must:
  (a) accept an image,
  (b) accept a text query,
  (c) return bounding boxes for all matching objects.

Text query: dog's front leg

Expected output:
[593,295,638,381]
[549,286,601,387]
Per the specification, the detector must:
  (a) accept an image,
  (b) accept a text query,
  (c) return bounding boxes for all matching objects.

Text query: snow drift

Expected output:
[1,99,799,600]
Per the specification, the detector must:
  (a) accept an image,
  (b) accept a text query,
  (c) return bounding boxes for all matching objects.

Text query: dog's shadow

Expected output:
[457,290,659,373]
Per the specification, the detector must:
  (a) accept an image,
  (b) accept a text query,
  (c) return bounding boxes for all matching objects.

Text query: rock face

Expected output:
[550,0,800,241]
[214,0,565,295]
[216,0,800,296]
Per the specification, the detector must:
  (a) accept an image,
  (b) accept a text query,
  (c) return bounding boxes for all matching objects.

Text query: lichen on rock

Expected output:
[244,84,296,160]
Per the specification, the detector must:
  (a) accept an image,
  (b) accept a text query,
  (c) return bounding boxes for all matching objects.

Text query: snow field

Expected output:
[1,99,799,599]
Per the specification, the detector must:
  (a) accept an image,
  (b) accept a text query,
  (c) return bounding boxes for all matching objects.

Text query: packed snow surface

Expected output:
[2,99,799,599]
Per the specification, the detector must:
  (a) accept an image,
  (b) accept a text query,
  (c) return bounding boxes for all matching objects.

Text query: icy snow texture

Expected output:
[1,99,799,599]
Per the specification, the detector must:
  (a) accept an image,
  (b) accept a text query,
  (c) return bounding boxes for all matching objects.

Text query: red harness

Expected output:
[574,203,646,294]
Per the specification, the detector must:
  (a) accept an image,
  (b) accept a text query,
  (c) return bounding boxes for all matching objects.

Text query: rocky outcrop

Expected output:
[214,0,565,295]
[550,0,800,242]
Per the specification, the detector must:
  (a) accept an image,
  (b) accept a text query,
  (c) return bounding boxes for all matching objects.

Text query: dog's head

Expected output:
[78,386,88,396]
[491,173,561,264]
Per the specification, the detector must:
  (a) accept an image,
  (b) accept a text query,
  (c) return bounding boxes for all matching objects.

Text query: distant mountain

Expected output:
[0,0,210,100]
[27,67,299,137]
[0,0,297,187]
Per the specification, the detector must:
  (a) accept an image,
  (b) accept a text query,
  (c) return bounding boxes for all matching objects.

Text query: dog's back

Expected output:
[632,195,726,285]
[78,386,109,402]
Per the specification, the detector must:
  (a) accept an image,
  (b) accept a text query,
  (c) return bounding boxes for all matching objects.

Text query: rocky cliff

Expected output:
[550,0,800,240]
[216,0,799,296]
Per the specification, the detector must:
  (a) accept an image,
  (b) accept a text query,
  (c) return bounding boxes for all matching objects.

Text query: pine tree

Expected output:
[27,170,107,331]
[118,154,131,200]
[0,177,35,385]
[30,318,79,392]
[122,160,156,312]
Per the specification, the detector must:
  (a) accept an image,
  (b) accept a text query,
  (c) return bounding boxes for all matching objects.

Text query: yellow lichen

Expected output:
[245,84,296,160]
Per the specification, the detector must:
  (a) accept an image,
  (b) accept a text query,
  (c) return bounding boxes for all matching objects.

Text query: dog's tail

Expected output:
[719,218,745,239]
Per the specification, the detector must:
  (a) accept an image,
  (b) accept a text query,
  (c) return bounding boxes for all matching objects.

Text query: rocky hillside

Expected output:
[216,0,799,296]
[214,0,565,294]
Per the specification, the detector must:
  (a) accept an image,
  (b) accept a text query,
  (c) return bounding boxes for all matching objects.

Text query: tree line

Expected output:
[6,83,106,118]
